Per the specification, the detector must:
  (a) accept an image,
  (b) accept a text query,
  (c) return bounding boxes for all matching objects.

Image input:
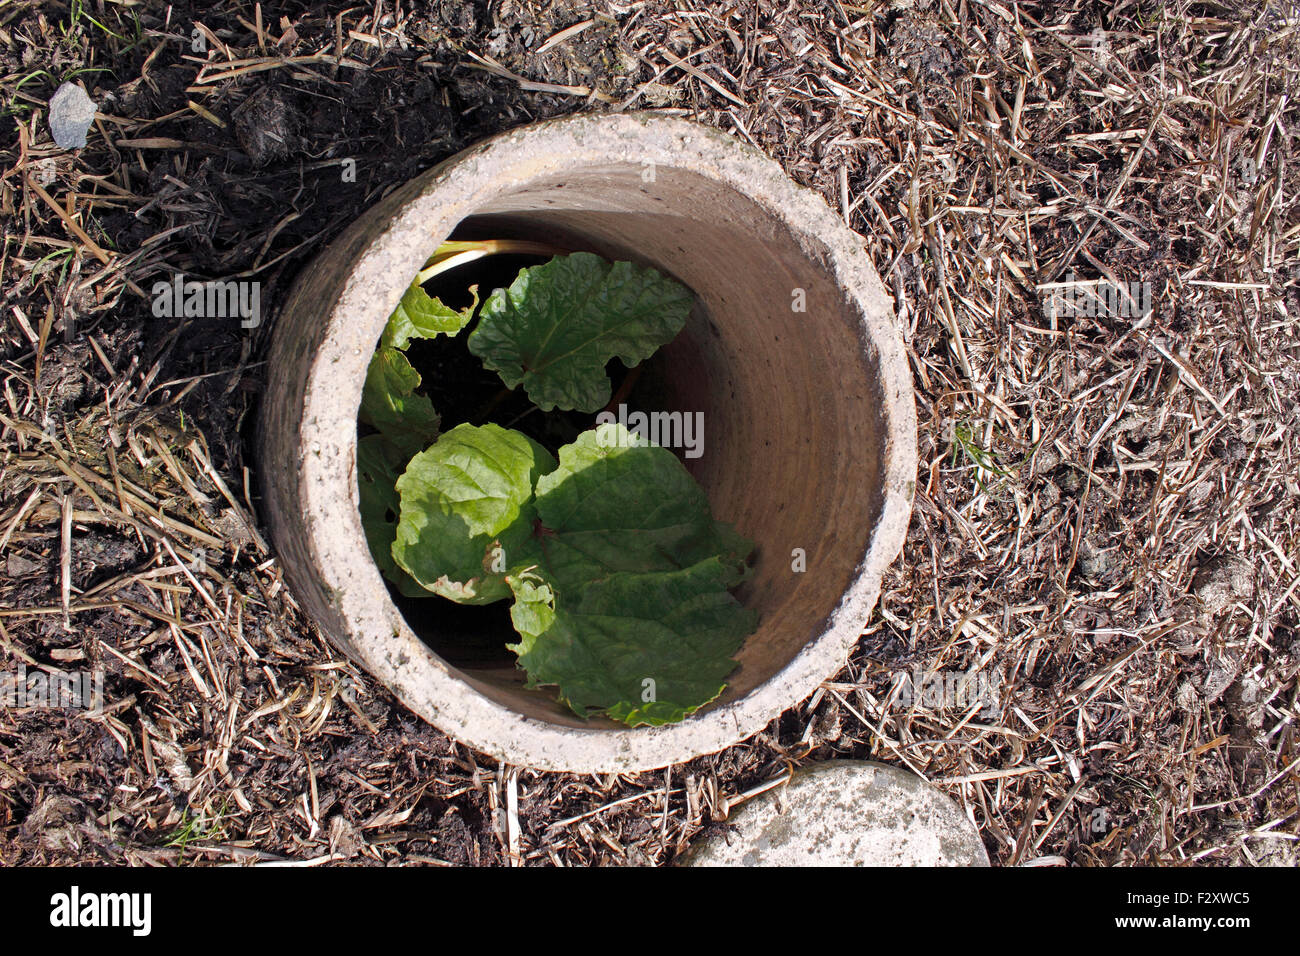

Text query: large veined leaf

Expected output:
[356,435,427,597]
[467,253,694,413]
[533,424,752,587]
[359,282,477,459]
[391,423,556,605]
[506,560,756,726]
[505,424,757,726]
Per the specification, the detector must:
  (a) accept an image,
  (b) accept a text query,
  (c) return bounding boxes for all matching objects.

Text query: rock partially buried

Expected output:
[49,83,97,150]
[679,760,989,866]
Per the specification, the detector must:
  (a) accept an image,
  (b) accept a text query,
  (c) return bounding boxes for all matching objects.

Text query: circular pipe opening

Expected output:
[259,114,916,771]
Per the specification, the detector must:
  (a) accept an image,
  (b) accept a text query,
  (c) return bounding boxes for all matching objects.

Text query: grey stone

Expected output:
[49,83,97,150]
[679,761,989,867]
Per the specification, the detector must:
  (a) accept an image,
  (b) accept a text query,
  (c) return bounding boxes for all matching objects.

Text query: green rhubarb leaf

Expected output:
[360,348,441,460]
[360,282,478,458]
[506,558,756,726]
[504,423,757,726]
[391,423,556,605]
[533,424,752,588]
[356,435,427,597]
[504,570,556,656]
[467,252,693,413]
[383,281,478,350]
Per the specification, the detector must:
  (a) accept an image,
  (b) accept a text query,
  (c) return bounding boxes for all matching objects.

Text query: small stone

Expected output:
[678,761,989,867]
[49,83,97,150]
[6,553,39,577]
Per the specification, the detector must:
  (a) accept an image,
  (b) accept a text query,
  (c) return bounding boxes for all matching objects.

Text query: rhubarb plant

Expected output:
[358,246,757,726]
